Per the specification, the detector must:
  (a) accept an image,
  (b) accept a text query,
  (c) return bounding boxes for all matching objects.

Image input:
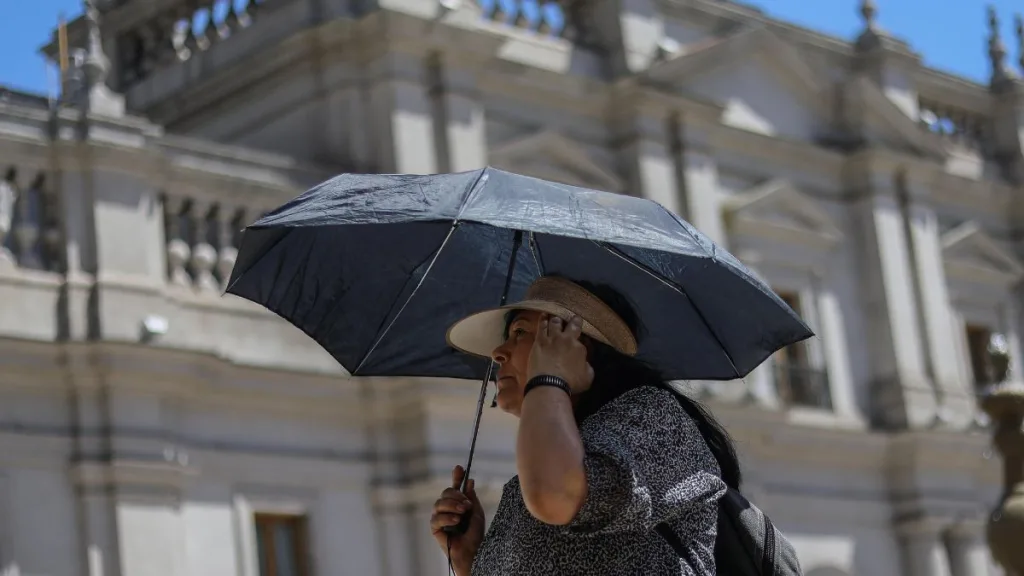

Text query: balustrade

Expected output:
[774,362,833,411]
[163,194,253,293]
[118,0,264,88]
[475,0,567,38]
[0,165,63,273]
[918,98,989,151]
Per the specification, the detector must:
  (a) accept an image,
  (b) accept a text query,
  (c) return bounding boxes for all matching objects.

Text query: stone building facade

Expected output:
[1,0,1022,574]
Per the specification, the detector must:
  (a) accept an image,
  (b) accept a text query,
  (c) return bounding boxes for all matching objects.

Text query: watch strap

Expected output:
[524,374,572,397]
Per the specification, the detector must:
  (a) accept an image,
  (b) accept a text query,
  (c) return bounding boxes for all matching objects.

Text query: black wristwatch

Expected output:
[524,375,572,397]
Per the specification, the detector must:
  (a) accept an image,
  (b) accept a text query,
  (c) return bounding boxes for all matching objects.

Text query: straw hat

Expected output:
[446,276,639,360]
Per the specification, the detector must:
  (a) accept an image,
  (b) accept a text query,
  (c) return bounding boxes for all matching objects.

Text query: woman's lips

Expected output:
[496,376,515,389]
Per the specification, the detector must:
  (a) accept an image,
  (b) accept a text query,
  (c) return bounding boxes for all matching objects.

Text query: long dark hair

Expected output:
[509,278,743,491]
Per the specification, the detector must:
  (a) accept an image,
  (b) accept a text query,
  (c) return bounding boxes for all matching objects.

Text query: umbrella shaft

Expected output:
[459,230,523,490]
[459,362,493,489]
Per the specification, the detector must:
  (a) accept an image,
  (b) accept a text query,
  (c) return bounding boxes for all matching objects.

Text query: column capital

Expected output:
[895,515,951,539]
[945,517,987,543]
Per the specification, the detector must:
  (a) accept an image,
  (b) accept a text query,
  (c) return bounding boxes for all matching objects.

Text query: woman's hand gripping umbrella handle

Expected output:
[442,360,493,535]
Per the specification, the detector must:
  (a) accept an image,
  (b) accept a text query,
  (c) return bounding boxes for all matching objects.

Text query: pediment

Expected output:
[942,222,1024,286]
[488,131,624,193]
[643,27,827,139]
[724,179,843,248]
[844,75,946,159]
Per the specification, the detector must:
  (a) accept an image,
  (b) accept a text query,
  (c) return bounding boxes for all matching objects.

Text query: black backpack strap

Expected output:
[761,513,778,575]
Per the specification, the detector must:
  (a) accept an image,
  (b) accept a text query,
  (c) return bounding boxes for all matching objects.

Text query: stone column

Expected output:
[368,51,439,175]
[676,119,726,245]
[852,183,936,429]
[431,59,488,173]
[813,286,860,420]
[726,255,778,407]
[1000,294,1024,385]
[619,112,683,214]
[897,518,953,576]
[902,177,974,426]
[945,520,993,576]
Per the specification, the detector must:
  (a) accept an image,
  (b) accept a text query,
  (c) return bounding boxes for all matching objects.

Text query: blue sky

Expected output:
[0,0,1019,94]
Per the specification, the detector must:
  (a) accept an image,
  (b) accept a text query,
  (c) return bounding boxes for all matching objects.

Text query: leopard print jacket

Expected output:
[470,385,727,575]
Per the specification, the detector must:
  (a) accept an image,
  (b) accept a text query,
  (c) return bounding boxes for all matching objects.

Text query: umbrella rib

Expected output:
[527,232,546,274]
[594,241,742,380]
[351,222,460,375]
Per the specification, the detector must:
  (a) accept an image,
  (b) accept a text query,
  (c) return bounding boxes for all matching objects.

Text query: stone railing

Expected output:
[774,362,833,411]
[118,0,265,88]
[0,164,62,274]
[162,194,255,293]
[153,135,322,293]
[475,0,567,38]
[918,98,989,151]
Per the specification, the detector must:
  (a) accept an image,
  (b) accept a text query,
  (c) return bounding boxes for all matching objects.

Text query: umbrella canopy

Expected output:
[226,167,812,381]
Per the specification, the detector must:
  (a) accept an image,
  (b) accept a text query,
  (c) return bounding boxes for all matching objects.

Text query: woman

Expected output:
[430,276,742,575]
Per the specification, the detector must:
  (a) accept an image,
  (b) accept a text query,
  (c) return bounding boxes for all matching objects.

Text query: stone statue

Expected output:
[0,178,17,266]
[981,383,1024,575]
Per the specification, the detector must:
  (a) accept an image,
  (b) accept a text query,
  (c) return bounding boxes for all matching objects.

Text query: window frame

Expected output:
[253,512,311,576]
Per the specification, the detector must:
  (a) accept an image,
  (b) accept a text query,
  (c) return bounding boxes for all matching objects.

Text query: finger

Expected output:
[567,315,583,337]
[550,316,563,335]
[431,512,464,532]
[440,487,471,500]
[465,479,480,502]
[434,497,471,514]
[451,465,465,489]
[537,315,551,342]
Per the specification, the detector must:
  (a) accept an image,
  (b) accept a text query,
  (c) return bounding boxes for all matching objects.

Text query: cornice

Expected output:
[914,69,994,115]
[657,0,988,104]
[708,126,846,191]
[478,64,610,119]
[0,339,355,421]
[71,459,200,491]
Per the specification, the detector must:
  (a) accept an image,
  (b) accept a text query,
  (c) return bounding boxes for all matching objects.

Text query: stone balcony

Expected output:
[0,93,342,375]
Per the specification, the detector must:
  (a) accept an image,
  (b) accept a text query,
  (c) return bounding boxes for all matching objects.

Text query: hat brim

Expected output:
[446,300,619,359]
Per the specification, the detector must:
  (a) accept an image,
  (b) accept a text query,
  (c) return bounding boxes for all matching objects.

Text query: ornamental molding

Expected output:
[942,221,1024,289]
[723,179,844,263]
[489,130,625,193]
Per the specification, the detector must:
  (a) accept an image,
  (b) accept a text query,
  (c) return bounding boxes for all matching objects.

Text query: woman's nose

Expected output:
[491,344,508,364]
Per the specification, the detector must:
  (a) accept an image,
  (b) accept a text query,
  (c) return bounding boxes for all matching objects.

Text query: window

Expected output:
[254,513,310,576]
[965,324,1009,392]
[773,291,832,410]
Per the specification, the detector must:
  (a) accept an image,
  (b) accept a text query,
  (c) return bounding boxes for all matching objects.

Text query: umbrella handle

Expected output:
[442,512,472,536]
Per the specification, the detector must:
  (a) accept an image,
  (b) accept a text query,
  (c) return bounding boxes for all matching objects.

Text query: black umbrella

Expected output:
[227,167,811,380]
[226,167,812,522]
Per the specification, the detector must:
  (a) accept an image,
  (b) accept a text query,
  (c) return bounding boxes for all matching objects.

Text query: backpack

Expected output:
[655,487,803,575]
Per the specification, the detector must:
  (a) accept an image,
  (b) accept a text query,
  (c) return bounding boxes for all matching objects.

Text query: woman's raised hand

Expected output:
[527,314,594,394]
[430,465,486,575]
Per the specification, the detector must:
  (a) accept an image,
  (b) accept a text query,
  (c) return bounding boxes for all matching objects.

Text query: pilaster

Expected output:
[902,177,975,427]
[68,354,194,576]
[814,280,861,422]
[612,105,683,213]
[367,51,439,174]
[852,180,936,429]
[945,520,994,576]
[429,55,489,173]
[896,517,953,576]
[675,119,725,245]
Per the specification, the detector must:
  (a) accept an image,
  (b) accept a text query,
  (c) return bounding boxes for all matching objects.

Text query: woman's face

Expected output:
[490,310,542,417]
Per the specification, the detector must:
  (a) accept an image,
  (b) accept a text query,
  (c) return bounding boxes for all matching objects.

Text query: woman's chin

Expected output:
[495,392,522,416]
